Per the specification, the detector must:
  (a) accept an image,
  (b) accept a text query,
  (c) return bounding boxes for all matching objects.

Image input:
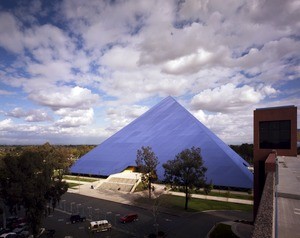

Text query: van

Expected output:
[88,220,112,233]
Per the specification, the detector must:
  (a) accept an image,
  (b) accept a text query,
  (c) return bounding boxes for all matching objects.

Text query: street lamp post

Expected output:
[153,223,159,236]
[81,203,85,216]
[87,207,92,219]
[70,202,75,214]
[76,204,81,214]
[95,208,100,220]
[77,175,82,194]
[61,200,66,211]
[106,211,112,220]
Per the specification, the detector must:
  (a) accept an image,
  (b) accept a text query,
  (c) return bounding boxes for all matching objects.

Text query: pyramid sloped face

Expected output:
[71,96,253,189]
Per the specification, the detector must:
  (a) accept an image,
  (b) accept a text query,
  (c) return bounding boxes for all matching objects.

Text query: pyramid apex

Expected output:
[164,95,177,102]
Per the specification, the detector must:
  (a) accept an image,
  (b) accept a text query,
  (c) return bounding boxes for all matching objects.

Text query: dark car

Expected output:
[70,215,86,224]
[119,214,138,223]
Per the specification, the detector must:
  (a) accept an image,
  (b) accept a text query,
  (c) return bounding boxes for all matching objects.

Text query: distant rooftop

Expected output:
[277,155,300,237]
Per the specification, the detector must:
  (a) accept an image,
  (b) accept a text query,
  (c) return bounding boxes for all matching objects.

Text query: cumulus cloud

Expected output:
[0,12,23,53]
[0,118,109,145]
[28,86,100,110]
[6,108,27,118]
[192,109,254,144]
[6,108,52,122]
[55,108,94,128]
[106,105,148,132]
[101,46,139,71]
[0,118,14,130]
[236,38,300,71]
[0,89,14,95]
[191,83,277,112]
[246,0,300,29]
[25,86,100,128]
[162,47,231,75]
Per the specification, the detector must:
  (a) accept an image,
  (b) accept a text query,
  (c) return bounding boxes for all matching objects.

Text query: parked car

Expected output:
[0,233,17,238]
[12,222,27,234]
[0,228,11,236]
[7,217,26,230]
[6,217,18,229]
[88,220,112,233]
[70,215,86,224]
[119,214,138,223]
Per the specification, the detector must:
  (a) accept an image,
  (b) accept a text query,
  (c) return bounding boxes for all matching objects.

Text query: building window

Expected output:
[259,120,291,149]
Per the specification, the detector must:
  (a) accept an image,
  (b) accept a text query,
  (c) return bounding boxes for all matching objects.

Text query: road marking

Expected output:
[78,226,85,230]
[294,212,300,215]
[294,208,300,211]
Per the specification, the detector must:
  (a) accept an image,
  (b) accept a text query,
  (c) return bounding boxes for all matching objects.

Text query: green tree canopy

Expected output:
[230,143,253,164]
[0,143,68,236]
[135,146,159,199]
[163,146,207,210]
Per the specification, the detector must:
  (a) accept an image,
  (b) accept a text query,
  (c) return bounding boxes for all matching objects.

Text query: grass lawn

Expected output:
[135,194,253,212]
[67,182,81,188]
[63,175,99,182]
[171,188,253,200]
[206,191,253,200]
[209,223,239,238]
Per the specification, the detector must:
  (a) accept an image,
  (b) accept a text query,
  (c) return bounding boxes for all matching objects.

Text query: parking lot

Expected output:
[42,210,129,237]
[39,192,252,238]
[43,193,174,237]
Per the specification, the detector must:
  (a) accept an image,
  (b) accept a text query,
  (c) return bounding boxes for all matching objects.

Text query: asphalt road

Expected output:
[42,192,252,238]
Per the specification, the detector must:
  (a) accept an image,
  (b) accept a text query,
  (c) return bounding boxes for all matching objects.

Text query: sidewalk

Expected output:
[206,221,253,238]
[168,191,253,205]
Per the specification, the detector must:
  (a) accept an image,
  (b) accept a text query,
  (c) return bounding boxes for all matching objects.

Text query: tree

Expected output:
[0,143,68,236]
[163,147,207,210]
[204,179,214,195]
[230,143,253,165]
[135,146,159,199]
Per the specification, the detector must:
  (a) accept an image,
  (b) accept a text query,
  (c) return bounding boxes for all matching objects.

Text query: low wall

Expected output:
[252,152,276,238]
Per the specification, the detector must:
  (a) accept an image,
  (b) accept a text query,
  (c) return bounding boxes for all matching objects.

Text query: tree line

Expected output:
[230,143,253,165]
[0,144,96,163]
[0,143,70,236]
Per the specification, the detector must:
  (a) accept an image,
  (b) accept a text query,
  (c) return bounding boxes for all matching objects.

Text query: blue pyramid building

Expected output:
[71,96,253,189]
